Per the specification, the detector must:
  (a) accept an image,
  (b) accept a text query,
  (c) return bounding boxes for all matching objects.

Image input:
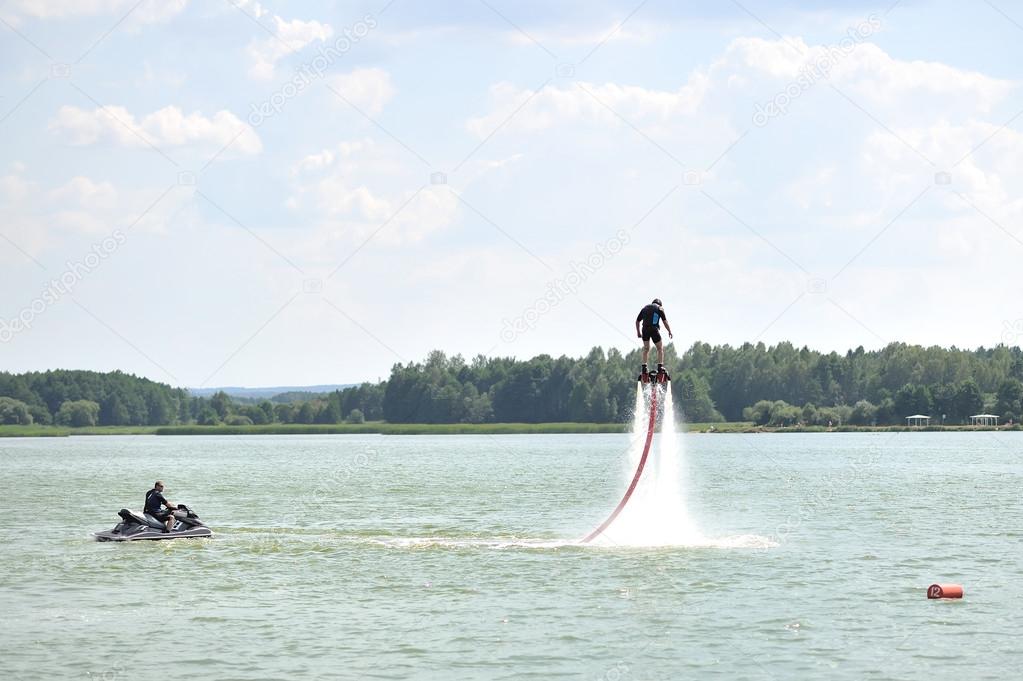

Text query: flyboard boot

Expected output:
[638,364,671,383]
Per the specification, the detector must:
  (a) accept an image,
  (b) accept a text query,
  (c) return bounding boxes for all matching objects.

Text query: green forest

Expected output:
[2,341,1022,427]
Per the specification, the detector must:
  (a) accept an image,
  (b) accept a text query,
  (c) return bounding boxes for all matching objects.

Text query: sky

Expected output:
[1,0,1022,388]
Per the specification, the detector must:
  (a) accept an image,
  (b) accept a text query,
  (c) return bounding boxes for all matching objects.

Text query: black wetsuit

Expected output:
[145,488,171,520]
[636,304,667,343]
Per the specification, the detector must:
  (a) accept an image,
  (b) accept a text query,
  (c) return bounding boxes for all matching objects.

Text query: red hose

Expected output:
[582,385,658,543]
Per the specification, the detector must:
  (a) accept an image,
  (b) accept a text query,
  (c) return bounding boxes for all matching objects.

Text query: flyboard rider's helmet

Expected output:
[652,298,662,306]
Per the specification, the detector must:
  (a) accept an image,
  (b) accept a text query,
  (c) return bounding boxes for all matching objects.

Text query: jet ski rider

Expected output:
[145,481,177,533]
[636,298,673,375]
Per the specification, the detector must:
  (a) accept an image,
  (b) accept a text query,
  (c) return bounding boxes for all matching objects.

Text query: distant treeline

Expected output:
[381,343,1023,425]
[2,342,1022,427]
[0,369,383,428]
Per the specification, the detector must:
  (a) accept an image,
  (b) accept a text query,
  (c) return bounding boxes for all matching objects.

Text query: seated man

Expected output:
[145,480,177,533]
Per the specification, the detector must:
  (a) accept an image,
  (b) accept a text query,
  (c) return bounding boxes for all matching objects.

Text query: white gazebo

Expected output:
[905,414,931,427]
[969,414,999,426]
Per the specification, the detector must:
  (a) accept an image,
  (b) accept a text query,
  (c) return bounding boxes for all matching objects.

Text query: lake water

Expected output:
[1,431,1020,680]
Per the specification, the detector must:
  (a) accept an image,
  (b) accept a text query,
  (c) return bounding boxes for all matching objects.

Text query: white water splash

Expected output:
[587,382,776,549]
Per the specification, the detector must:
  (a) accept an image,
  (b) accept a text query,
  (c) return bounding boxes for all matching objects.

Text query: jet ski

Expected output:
[93,504,212,541]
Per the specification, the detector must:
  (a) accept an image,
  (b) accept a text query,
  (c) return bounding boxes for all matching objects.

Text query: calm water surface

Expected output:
[1,432,1020,680]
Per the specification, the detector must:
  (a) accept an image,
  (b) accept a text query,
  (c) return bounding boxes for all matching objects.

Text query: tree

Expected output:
[930,383,957,422]
[743,400,774,426]
[894,384,932,418]
[145,391,174,425]
[100,394,131,426]
[241,405,269,425]
[346,408,365,424]
[316,399,342,424]
[296,401,318,424]
[952,380,983,423]
[875,397,897,425]
[55,400,100,427]
[995,379,1022,422]
[463,392,493,423]
[767,401,800,426]
[589,376,612,422]
[816,405,848,427]
[197,406,219,425]
[210,391,231,420]
[567,383,591,422]
[676,371,723,422]
[0,397,33,425]
[28,404,52,425]
[849,400,877,426]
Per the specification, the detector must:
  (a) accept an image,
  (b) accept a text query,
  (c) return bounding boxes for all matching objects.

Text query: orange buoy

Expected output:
[927,583,964,599]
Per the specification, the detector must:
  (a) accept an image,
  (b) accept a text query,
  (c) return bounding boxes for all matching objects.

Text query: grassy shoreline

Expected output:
[1,422,1019,437]
[153,422,628,435]
[0,425,161,437]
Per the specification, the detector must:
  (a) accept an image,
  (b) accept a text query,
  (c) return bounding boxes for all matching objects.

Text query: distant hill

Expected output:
[188,385,356,401]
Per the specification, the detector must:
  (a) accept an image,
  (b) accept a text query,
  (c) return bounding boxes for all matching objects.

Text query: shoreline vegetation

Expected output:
[3,343,1023,434]
[1,422,1019,437]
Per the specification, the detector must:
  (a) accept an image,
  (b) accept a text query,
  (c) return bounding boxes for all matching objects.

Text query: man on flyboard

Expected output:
[635,298,673,382]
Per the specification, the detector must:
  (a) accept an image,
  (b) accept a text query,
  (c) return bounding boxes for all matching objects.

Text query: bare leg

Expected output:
[641,339,651,365]
[655,341,665,365]
[165,515,174,532]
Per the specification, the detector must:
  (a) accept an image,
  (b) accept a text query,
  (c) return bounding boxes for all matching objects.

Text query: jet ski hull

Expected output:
[93,526,212,541]
[93,505,212,541]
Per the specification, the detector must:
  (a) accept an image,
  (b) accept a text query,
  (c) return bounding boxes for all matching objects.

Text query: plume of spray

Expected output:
[592,381,702,546]
[586,381,777,549]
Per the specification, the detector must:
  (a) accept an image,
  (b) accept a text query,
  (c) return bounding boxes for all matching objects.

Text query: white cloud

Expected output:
[288,138,382,177]
[327,68,395,116]
[299,179,456,246]
[49,177,120,234]
[290,149,335,176]
[286,138,458,256]
[247,14,333,79]
[787,165,838,211]
[231,0,269,19]
[136,60,187,89]
[130,0,187,25]
[506,20,659,48]
[0,166,34,203]
[0,165,189,261]
[864,119,1023,222]
[468,36,1013,139]
[49,176,118,209]
[2,0,187,25]
[725,36,1013,114]
[50,105,262,155]
[483,153,524,169]
[466,77,707,137]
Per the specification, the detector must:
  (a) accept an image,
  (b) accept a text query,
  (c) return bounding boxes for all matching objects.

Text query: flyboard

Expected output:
[581,367,670,543]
